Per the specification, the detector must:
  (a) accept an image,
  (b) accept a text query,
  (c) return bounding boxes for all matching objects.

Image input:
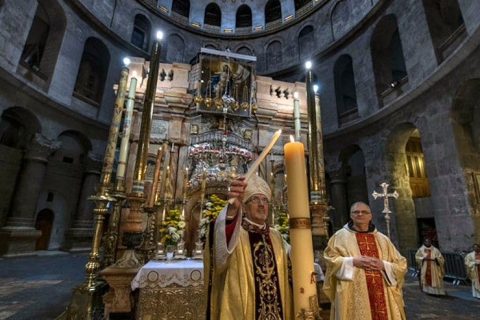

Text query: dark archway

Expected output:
[20,0,66,82]
[422,0,465,62]
[172,0,190,18]
[371,15,408,105]
[298,25,314,59]
[131,14,151,51]
[73,37,110,105]
[35,209,54,250]
[236,5,252,28]
[265,0,281,24]
[334,55,358,125]
[204,3,221,27]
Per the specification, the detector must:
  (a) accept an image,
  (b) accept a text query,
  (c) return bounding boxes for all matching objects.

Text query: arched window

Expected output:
[172,0,190,18]
[334,55,358,125]
[236,5,252,28]
[266,41,282,71]
[265,0,281,24]
[298,25,314,59]
[237,46,253,56]
[294,0,310,11]
[371,15,408,104]
[73,38,110,105]
[166,34,185,63]
[20,0,66,80]
[204,3,221,27]
[422,0,465,62]
[131,14,151,51]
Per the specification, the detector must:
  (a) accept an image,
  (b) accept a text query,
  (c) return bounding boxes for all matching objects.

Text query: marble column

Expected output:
[65,153,102,251]
[329,168,349,230]
[0,133,61,255]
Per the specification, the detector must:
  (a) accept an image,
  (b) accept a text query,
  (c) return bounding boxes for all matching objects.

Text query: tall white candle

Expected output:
[284,135,318,316]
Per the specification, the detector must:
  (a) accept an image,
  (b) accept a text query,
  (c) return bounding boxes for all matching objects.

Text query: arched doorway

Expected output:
[35,209,54,250]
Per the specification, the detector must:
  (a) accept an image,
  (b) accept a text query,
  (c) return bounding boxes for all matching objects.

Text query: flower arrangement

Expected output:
[159,209,186,247]
[274,211,290,243]
[199,194,227,243]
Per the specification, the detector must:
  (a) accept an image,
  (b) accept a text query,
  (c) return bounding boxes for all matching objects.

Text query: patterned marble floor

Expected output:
[0,252,479,319]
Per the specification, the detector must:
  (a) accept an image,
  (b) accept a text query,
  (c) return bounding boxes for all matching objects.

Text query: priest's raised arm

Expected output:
[204,175,292,320]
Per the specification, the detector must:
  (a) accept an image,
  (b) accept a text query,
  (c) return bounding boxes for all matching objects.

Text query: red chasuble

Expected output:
[424,248,432,286]
[355,233,389,320]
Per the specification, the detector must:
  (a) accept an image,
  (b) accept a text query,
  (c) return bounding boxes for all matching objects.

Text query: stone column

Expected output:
[0,134,61,255]
[64,153,102,251]
[329,168,349,230]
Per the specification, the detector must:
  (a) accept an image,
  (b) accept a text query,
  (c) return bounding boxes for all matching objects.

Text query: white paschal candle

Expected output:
[284,135,317,316]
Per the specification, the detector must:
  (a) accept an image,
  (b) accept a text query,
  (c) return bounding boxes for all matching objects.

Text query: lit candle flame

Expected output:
[290,135,295,143]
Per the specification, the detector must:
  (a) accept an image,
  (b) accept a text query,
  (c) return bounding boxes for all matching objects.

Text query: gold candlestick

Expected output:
[123,31,163,266]
[59,64,130,319]
[305,61,328,237]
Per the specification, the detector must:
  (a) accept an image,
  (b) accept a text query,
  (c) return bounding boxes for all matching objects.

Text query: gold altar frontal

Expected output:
[131,259,206,320]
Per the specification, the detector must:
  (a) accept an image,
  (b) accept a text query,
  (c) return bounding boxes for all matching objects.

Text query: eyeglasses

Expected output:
[351,210,371,215]
[248,196,270,205]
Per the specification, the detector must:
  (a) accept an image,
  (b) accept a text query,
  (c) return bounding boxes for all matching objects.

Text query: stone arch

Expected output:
[236,4,252,29]
[451,79,480,157]
[422,0,465,62]
[371,14,408,104]
[0,107,41,227]
[166,33,185,63]
[334,54,358,126]
[450,79,480,245]
[298,25,314,60]
[131,13,151,51]
[19,0,66,84]
[203,42,218,50]
[385,122,421,252]
[172,0,190,18]
[73,37,110,105]
[52,130,92,165]
[265,40,282,71]
[0,106,41,149]
[330,0,348,40]
[235,44,254,56]
[204,2,221,27]
[265,0,282,24]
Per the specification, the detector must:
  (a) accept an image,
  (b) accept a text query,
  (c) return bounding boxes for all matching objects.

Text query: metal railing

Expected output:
[407,250,468,286]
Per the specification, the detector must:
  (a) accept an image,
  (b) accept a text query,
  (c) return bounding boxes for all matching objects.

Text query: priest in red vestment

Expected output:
[323,201,407,320]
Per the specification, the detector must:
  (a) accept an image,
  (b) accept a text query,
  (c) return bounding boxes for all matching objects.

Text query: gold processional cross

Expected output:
[372,182,399,239]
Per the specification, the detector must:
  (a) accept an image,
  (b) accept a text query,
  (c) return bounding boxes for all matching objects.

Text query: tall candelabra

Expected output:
[305,61,329,238]
[58,64,130,320]
[122,31,163,266]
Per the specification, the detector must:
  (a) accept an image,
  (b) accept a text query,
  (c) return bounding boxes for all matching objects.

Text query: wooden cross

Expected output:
[372,182,398,238]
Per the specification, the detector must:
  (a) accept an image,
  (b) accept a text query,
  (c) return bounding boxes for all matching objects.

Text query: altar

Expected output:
[131,259,206,320]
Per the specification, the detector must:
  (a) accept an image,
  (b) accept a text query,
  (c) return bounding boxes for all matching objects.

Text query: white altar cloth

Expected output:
[131,259,204,290]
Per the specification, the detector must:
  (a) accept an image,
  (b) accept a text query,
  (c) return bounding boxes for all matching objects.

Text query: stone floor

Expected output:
[0,252,479,319]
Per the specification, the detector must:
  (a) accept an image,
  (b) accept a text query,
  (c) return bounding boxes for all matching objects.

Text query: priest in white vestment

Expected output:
[323,201,407,320]
[464,243,480,299]
[204,175,292,320]
[415,238,445,295]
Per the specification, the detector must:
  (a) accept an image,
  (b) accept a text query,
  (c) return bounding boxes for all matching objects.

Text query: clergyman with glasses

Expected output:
[323,201,407,320]
[204,174,292,320]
